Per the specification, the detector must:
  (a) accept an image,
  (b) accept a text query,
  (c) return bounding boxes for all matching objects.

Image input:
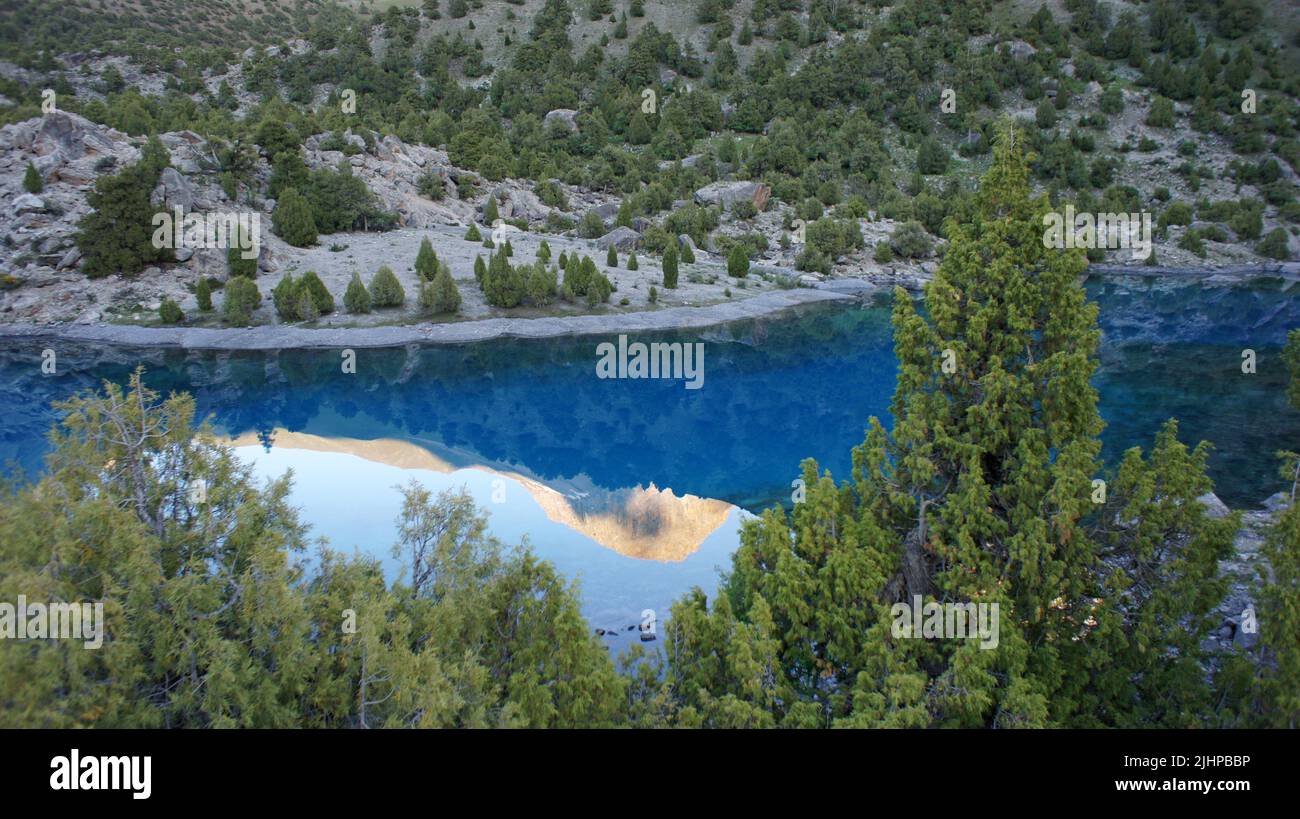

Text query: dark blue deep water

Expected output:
[0,275,1296,626]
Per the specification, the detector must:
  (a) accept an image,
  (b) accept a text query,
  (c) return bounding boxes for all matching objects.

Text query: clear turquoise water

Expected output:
[1,276,1296,627]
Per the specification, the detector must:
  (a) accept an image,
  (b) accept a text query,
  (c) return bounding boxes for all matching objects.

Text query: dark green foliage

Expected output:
[77,136,172,279]
[268,152,308,200]
[415,236,438,279]
[195,277,212,312]
[22,161,42,194]
[727,243,749,277]
[302,164,394,234]
[481,250,526,308]
[369,265,406,308]
[465,223,482,242]
[299,271,335,315]
[583,260,613,306]
[0,371,628,727]
[426,262,462,315]
[272,273,301,321]
[916,137,949,174]
[662,245,678,288]
[226,226,258,278]
[418,170,445,200]
[222,276,260,326]
[295,289,320,322]
[890,220,933,258]
[344,271,372,314]
[1258,228,1290,259]
[158,298,183,324]
[606,243,617,267]
[1147,97,1176,128]
[526,262,558,306]
[1036,99,1057,129]
[272,188,317,248]
[641,126,1237,728]
[579,210,606,239]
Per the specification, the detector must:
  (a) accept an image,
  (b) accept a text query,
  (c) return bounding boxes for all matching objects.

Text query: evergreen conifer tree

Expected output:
[273,188,318,247]
[727,244,748,277]
[369,265,405,307]
[344,271,372,313]
[650,123,1235,728]
[662,245,678,288]
[415,236,438,279]
[222,276,261,326]
[23,161,42,194]
[299,270,334,315]
[77,136,173,279]
[429,263,462,315]
[195,277,213,311]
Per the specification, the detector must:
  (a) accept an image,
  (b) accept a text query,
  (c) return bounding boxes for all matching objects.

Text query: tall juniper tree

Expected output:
[650,124,1235,728]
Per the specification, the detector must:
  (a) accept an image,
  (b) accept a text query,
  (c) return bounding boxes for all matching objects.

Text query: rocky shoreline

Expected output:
[1083,261,1300,281]
[1,260,1295,351]
[0,285,857,350]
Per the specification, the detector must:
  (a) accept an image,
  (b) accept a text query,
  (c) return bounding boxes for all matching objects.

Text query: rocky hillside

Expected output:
[1,0,1298,327]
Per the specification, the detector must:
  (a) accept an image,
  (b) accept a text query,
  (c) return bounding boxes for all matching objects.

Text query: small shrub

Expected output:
[1258,228,1291,260]
[195,277,213,311]
[299,271,335,315]
[662,246,679,288]
[222,276,261,326]
[890,221,933,259]
[159,298,183,324]
[344,271,372,313]
[23,162,43,194]
[727,244,749,277]
[369,265,405,307]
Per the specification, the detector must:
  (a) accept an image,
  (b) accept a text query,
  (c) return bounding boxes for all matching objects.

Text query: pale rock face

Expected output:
[693,180,764,207]
[1197,492,1231,519]
[543,109,579,133]
[10,193,45,215]
[598,226,641,251]
[486,181,552,224]
[151,166,196,212]
[588,202,620,228]
[57,247,81,270]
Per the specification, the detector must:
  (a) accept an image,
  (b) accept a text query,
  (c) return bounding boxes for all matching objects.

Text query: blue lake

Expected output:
[1,275,1297,632]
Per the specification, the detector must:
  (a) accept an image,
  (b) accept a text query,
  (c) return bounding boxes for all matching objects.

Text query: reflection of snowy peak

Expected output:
[225,429,733,563]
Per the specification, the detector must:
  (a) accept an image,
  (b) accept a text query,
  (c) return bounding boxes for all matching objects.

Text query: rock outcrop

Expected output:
[597,226,641,251]
[693,180,771,209]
